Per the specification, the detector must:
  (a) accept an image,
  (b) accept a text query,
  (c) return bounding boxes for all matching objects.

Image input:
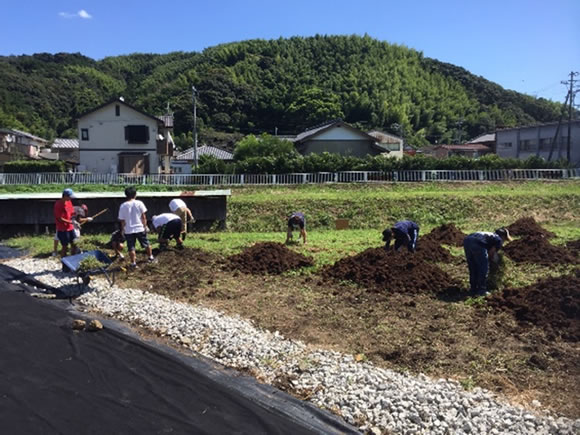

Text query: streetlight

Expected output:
[192,86,199,169]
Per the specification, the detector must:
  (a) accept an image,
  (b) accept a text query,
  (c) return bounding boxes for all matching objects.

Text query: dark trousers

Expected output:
[463,236,489,292]
[394,229,418,252]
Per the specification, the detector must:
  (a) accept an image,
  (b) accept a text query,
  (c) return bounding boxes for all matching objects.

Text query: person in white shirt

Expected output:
[152,213,183,250]
[168,198,195,240]
[118,186,154,267]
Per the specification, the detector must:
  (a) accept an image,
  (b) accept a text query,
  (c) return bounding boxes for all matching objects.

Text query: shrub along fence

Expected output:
[0,168,578,186]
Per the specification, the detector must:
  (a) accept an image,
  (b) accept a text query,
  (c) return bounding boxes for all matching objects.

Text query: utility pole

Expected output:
[192,86,199,169]
[561,71,579,162]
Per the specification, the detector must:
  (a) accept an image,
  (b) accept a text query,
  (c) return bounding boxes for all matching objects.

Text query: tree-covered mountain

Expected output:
[0,35,563,146]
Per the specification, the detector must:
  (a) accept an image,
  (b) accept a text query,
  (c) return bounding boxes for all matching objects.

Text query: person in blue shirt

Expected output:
[463,228,512,296]
[286,212,307,244]
[382,220,420,252]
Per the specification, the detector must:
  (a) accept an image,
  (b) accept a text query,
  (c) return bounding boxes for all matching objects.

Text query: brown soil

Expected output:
[566,239,580,256]
[322,247,460,295]
[99,230,580,418]
[507,217,555,239]
[415,237,456,263]
[422,223,466,247]
[503,236,579,265]
[226,242,314,275]
[488,270,580,342]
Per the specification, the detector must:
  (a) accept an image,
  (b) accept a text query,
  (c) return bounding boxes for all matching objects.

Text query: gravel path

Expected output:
[4,257,579,435]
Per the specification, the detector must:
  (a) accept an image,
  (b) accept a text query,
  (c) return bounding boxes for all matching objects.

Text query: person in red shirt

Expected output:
[54,188,77,257]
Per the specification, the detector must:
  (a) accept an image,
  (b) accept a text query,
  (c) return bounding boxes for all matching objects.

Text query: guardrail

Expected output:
[0,168,578,186]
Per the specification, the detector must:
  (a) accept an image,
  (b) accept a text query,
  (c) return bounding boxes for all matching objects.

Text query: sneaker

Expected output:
[129,263,138,269]
[51,252,57,257]
[117,253,125,260]
[148,256,155,262]
[176,244,184,250]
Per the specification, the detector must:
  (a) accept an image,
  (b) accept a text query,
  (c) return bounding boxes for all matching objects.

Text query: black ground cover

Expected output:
[0,272,355,434]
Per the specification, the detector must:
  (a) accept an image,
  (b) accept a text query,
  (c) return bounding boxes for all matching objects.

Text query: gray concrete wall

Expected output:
[496,122,580,164]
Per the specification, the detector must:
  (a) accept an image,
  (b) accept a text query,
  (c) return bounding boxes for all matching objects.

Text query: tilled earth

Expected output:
[421,223,467,247]
[226,242,314,274]
[503,236,579,265]
[507,217,556,239]
[322,247,460,295]
[110,217,579,418]
[488,269,580,342]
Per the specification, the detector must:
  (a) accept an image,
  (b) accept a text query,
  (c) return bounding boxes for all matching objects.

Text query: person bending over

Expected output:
[463,228,511,297]
[383,220,419,253]
[286,212,307,244]
[152,213,184,250]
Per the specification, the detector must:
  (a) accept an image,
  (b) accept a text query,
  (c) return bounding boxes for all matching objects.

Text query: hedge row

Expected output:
[195,153,572,175]
[3,160,65,173]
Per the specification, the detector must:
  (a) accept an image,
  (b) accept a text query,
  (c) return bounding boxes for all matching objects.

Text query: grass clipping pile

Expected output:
[227,242,314,275]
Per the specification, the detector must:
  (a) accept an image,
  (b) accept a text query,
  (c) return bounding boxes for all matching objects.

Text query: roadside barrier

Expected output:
[0,168,578,186]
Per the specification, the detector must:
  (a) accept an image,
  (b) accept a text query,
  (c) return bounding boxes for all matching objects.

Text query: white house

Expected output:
[367,130,404,159]
[0,128,49,167]
[78,98,173,174]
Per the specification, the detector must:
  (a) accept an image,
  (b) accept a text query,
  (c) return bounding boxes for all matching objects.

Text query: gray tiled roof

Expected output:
[52,138,79,149]
[0,128,48,143]
[175,145,234,161]
[467,133,495,143]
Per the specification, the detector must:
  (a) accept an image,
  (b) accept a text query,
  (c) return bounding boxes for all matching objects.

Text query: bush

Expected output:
[3,160,65,173]
[234,133,299,161]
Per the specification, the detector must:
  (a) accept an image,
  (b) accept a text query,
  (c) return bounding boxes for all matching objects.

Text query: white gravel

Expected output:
[4,257,580,435]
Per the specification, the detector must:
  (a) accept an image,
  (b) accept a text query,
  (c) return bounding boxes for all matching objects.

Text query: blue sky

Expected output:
[2,0,579,101]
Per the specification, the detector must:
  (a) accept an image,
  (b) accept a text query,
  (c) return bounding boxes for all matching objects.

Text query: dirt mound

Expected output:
[566,239,580,256]
[488,270,580,341]
[323,247,460,294]
[227,242,314,274]
[506,217,555,239]
[138,248,217,291]
[503,236,578,265]
[421,223,466,247]
[414,238,455,263]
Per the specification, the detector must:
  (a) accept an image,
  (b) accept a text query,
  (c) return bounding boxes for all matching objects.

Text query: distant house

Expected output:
[495,121,580,164]
[432,144,493,159]
[78,98,174,174]
[367,130,404,159]
[50,138,79,163]
[0,128,49,167]
[292,120,388,157]
[467,133,496,152]
[171,145,234,174]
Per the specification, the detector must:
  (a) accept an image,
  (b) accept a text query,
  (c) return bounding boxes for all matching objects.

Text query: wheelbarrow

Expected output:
[61,250,115,291]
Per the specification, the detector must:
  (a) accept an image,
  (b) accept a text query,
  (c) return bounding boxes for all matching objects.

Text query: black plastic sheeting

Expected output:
[0,271,357,435]
[0,245,26,259]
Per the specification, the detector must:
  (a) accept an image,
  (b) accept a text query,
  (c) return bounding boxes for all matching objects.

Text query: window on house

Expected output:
[500,142,512,148]
[124,125,149,144]
[81,128,89,141]
[539,137,552,150]
[115,105,120,116]
[520,139,536,151]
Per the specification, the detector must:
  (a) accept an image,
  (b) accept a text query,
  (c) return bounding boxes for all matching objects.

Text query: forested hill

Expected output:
[0,35,563,146]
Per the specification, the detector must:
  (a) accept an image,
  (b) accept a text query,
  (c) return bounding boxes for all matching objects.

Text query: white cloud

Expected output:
[58,10,92,19]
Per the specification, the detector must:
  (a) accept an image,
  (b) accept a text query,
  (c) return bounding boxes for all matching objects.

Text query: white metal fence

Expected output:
[0,168,578,186]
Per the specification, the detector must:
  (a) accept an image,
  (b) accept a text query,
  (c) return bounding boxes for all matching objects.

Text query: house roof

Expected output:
[496,119,580,133]
[175,145,234,161]
[467,133,495,143]
[293,120,378,143]
[52,138,79,149]
[435,144,492,152]
[77,98,167,125]
[0,128,48,143]
[367,130,403,144]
